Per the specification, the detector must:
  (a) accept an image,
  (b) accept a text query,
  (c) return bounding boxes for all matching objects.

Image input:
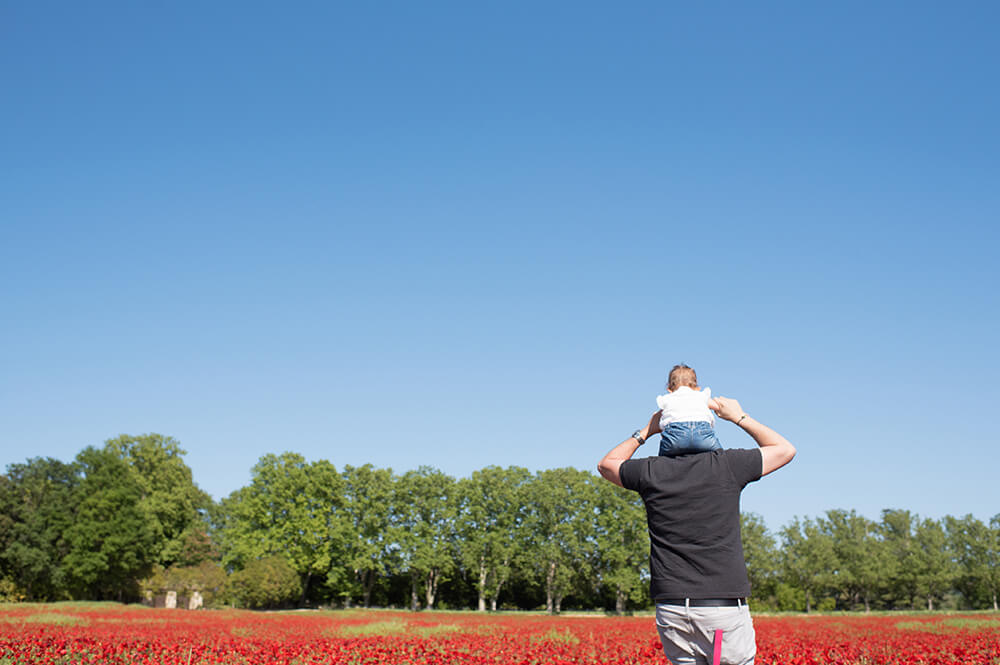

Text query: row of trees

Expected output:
[1,435,998,612]
[753,509,999,612]
[216,454,648,613]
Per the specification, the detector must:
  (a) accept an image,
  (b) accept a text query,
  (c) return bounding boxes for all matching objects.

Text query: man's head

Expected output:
[667,364,698,392]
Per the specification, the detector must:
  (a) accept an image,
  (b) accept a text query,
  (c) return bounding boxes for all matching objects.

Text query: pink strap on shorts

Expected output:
[712,628,723,665]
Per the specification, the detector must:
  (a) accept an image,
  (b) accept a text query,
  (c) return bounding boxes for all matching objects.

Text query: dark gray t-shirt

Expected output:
[619,448,762,601]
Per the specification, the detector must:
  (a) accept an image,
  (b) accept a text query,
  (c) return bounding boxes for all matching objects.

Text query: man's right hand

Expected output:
[712,396,796,476]
[642,409,663,439]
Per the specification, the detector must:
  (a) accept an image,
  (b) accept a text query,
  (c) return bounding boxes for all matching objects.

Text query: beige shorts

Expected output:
[654,602,756,665]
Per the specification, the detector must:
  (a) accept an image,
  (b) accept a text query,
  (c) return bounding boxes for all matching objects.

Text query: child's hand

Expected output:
[713,396,746,423]
[708,398,722,412]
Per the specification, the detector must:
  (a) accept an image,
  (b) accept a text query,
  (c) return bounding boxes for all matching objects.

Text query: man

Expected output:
[598,396,795,665]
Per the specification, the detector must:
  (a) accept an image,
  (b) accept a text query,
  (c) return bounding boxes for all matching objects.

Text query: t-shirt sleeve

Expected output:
[618,458,645,493]
[725,448,763,488]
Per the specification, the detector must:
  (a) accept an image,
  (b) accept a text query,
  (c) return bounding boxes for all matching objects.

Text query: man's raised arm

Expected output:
[712,396,796,476]
[598,410,661,488]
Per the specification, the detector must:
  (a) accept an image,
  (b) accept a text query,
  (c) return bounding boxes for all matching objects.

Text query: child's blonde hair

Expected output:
[667,364,698,391]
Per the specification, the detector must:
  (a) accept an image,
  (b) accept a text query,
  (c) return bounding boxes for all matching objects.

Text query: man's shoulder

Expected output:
[618,456,651,491]
[719,448,763,485]
[621,453,703,487]
[620,455,685,490]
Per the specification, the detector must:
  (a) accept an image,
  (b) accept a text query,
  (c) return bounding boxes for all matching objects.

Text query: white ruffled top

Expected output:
[656,386,714,428]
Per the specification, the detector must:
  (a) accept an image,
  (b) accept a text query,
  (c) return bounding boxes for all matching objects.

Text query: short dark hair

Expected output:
[667,364,698,391]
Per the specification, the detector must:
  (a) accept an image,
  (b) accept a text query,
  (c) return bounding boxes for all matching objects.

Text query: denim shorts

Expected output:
[659,421,722,457]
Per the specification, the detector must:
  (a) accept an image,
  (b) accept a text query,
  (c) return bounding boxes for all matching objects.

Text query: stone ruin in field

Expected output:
[145,589,203,610]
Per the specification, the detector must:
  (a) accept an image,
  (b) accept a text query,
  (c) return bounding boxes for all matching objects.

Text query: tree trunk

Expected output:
[545,561,556,614]
[425,569,438,609]
[410,575,420,611]
[806,593,812,613]
[300,573,312,605]
[555,593,563,614]
[993,590,997,612]
[362,569,374,608]
[927,596,933,611]
[477,558,487,612]
[615,586,626,614]
[488,555,509,612]
[864,591,870,614]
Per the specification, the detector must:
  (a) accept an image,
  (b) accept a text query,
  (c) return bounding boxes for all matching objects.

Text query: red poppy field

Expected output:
[2,604,999,664]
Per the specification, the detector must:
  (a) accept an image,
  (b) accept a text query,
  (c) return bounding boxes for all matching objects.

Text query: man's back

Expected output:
[620,449,762,601]
[598,396,795,665]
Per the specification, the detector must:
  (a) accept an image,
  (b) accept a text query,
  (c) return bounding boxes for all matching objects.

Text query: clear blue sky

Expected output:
[2,2,998,532]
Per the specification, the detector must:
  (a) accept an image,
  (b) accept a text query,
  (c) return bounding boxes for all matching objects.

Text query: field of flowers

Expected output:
[1,603,999,664]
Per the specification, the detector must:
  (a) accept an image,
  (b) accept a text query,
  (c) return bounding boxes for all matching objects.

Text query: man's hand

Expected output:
[641,409,663,439]
[598,410,662,488]
[713,396,796,476]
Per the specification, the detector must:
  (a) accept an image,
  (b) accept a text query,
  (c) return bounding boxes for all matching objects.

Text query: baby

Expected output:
[655,364,723,457]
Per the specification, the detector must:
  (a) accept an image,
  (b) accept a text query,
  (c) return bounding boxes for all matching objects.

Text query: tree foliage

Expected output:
[0,436,210,603]
[0,458,78,600]
[62,446,158,601]
[340,464,395,607]
[104,434,212,568]
[455,466,531,611]
[3,438,997,612]
[215,453,351,604]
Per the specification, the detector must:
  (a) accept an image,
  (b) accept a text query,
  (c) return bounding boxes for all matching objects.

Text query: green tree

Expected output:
[392,466,457,610]
[0,458,78,600]
[880,509,917,608]
[63,446,157,600]
[780,516,836,612]
[216,453,351,604]
[455,466,531,611]
[946,514,1000,610]
[912,517,955,611]
[340,464,395,607]
[741,512,778,603]
[104,434,212,568]
[592,478,648,613]
[819,509,886,612]
[522,468,595,613]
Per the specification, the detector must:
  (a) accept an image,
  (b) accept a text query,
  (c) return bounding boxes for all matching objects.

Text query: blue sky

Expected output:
[2,2,998,532]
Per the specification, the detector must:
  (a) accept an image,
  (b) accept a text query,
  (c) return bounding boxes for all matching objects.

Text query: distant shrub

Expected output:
[773,583,806,611]
[0,578,25,603]
[224,556,301,609]
[815,597,837,612]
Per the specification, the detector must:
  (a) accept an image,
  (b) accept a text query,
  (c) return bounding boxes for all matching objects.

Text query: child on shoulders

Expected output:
[655,364,723,457]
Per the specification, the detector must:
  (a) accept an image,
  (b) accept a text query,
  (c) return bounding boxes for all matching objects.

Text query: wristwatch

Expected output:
[631,429,646,445]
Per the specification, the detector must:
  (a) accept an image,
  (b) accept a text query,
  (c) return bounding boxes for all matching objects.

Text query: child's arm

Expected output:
[706,388,721,412]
